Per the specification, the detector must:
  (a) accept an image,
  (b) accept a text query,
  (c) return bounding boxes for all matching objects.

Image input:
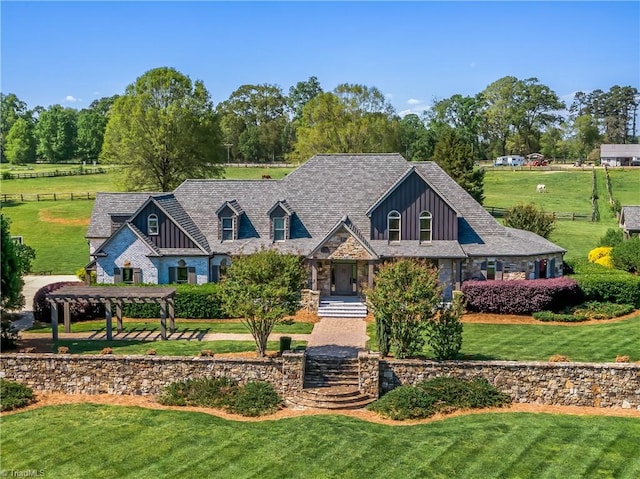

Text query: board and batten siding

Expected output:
[132,203,197,249]
[369,172,457,241]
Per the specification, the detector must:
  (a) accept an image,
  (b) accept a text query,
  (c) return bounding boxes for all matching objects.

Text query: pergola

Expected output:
[46,286,177,341]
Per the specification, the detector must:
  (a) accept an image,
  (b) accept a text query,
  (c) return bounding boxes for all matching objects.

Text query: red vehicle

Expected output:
[530,160,548,167]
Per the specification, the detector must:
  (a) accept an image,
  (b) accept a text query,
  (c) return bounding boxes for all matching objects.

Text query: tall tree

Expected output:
[288,76,323,120]
[399,114,431,161]
[0,93,29,162]
[479,76,521,157]
[5,118,36,164]
[1,215,35,312]
[35,105,77,163]
[292,84,400,160]
[101,67,223,191]
[431,128,485,204]
[76,95,118,163]
[217,84,290,162]
[222,249,306,357]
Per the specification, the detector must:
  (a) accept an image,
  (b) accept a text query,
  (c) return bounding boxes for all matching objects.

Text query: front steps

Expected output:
[317,297,367,318]
[288,386,375,410]
[288,356,374,410]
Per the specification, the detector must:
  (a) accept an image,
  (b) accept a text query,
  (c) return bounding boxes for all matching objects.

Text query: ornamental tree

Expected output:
[1,215,36,312]
[366,259,442,359]
[503,203,556,239]
[221,249,306,357]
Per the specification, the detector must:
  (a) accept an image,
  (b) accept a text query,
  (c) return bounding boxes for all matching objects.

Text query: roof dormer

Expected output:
[216,200,244,241]
[268,200,293,242]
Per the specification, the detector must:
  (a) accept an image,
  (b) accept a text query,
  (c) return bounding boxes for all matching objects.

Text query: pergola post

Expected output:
[50,300,59,341]
[116,301,123,333]
[159,300,167,340]
[63,302,71,333]
[168,299,175,333]
[105,299,112,341]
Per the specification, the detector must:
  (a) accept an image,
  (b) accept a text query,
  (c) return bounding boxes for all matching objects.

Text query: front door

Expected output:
[334,263,354,295]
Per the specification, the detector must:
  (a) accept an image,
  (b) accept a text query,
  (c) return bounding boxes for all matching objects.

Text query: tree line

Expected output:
[1,67,637,193]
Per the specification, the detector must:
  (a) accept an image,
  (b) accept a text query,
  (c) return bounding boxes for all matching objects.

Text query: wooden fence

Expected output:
[0,192,96,203]
[2,167,107,179]
[484,205,591,221]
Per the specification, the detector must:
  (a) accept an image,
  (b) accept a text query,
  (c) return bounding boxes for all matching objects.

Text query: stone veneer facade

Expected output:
[1,353,638,409]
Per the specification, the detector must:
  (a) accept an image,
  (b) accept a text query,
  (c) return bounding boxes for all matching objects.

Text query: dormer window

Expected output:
[273,217,286,242]
[148,214,159,235]
[419,211,432,242]
[221,217,234,241]
[388,211,401,242]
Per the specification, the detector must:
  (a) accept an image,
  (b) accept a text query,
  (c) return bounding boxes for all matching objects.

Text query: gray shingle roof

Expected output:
[621,206,640,232]
[89,154,565,259]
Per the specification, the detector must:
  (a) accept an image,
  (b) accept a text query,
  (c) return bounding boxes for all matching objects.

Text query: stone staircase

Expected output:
[317,297,367,318]
[288,356,375,409]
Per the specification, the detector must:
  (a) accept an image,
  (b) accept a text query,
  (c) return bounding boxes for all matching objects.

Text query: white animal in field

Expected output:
[536,184,546,193]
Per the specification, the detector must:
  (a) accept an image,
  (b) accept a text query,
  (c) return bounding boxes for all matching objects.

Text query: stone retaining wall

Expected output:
[380,359,640,409]
[0,354,298,397]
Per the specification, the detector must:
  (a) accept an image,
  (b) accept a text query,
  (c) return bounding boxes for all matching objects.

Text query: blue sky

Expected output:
[2,1,639,116]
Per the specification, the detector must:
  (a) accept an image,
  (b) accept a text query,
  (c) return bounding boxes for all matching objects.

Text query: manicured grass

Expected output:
[550,220,616,263]
[0,170,121,194]
[223,165,295,180]
[52,339,306,355]
[2,405,639,478]
[26,319,314,334]
[608,168,640,205]
[367,314,640,362]
[1,200,94,273]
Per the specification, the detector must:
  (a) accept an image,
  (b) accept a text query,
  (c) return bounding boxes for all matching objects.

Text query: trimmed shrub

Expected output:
[532,311,588,322]
[0,379,35,411]
[594,255,615,269]
[368,377,511,421]
[226,381,282,417]
[610,237,640,274]
[588,246,612,263]
[33,282,103,323]
[461,277,581,314]
[574,273,640,308]
[427,297,464,360]
[158,377,237,407]
[573,301,634,320]
[123,283,227,319]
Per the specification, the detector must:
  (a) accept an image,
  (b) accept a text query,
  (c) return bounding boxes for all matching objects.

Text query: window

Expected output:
[177,259,188,284]
[388,211,401,242]
[273,217,285,242]
[148,214,159,235]
[419,211,432,242]
[122,268,134,284]
[221,217,234,241]
[220,258,230,278]
[486,260,496,280]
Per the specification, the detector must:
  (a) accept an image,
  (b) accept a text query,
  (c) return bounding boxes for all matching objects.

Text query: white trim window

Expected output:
[221,217,234,241]
[273,217,285,242]
[419,211,432,242]
[148,214,159,235]
[388,210,401,242]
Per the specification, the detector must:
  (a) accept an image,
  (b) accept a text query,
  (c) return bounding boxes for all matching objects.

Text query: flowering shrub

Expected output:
[461,277,581,314]
[588,246,612,264]
[594,255,615,269]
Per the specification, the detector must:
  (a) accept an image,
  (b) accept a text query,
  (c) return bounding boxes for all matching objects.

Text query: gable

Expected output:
[312,225,376,261]
[131,202,197,249]
[369,171,457,241]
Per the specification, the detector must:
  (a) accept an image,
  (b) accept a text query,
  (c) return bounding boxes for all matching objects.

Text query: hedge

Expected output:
[461,277,581,314]
[573,273,640,308]
[33,282,229,322]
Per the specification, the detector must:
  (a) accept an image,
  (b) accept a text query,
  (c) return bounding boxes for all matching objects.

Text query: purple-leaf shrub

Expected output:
[461,277,581,314]
[32,282,104,323]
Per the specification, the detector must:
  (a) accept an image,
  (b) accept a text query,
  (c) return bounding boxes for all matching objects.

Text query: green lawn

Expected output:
[1,405,638,478]
[26,319,314,335]
[51,339,305,355]
[1,200,94,273]
[0,170,121,195]
[367,314,640,362]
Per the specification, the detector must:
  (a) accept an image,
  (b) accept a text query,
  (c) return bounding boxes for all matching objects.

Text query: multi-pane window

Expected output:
[273,217,285,242]
[419,211,432,242]
[221,217,234,241]
[177,259,188,284]
[122,268,134,284]
[388,211,401,242]
[148,214,159,235]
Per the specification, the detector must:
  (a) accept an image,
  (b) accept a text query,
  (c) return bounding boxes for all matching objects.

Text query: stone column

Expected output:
[311,260,318,291]
[281,351,305,399]
[358,351,381,398]
[368,261,375,289]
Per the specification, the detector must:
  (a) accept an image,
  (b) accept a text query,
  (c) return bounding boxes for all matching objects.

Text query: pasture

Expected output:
[1,165,638,273]
[1,404,638,478]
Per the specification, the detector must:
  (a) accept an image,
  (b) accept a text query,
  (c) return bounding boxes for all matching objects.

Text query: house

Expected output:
[600,144,640,167]
[620,206,640,238]
[86,154,566,299]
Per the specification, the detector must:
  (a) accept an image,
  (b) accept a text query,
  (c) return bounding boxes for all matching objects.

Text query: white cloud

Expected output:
[63,95,82,103]
[407,98,422,105]
[399,104,431,118]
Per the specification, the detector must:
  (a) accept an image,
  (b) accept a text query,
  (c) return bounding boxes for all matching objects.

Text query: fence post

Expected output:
[70,192,74,200]
[53,193,56,201]
[20,194,23,202]
[37,194,40,201]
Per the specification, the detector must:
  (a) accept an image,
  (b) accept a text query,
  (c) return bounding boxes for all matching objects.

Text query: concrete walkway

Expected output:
[306,317,370,358]
[11,275,81,331]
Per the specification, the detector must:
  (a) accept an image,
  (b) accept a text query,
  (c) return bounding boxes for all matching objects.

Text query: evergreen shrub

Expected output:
[0,379,35,411]
[461,277,581,314]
